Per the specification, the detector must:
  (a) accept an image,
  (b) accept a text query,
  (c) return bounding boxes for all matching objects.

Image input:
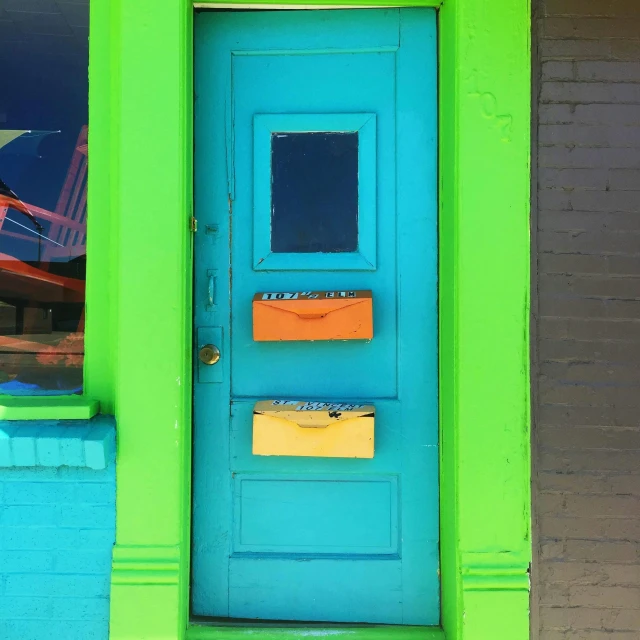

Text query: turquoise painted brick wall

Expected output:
[0,420,116,640]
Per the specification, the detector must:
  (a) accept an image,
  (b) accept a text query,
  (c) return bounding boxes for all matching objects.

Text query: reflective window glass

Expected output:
[0,1,88,396]
[271,132,358,253]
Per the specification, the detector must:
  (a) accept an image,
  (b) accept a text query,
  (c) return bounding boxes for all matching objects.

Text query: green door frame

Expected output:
[88,0,532,638]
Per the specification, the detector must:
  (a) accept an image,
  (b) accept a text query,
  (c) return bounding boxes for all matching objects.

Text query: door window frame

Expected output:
[254,113,377,270]
[98,1,531,639]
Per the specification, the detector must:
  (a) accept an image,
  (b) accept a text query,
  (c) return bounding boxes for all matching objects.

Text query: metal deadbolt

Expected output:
[199,344,221,365]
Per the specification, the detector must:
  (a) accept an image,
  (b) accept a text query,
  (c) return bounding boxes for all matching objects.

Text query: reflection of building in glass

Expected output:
[0,5,87,395]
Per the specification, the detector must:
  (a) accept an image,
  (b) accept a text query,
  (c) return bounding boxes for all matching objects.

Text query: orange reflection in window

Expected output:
[0,127,87,396]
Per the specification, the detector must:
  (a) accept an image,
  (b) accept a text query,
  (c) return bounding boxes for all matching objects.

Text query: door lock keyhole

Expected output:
[199,344,221,365]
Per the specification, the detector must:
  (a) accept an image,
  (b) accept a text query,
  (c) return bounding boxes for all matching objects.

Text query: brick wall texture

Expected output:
[534,0,640,638]
[0,464,115,640]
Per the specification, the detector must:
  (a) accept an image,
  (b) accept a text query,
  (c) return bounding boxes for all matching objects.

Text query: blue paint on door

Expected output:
[193,9,439,625]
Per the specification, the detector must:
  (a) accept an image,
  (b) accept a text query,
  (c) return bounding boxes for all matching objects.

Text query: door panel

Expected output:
[233,474,398,554]
[232,51,397,400]
[193,9,438,625]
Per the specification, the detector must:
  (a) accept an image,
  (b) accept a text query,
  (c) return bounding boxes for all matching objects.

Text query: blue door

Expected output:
[193,9,438,625]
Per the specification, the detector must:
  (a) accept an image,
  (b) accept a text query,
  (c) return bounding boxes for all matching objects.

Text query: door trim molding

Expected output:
[93,1,531,638]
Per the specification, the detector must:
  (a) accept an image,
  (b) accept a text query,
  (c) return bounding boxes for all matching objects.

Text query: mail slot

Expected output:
[252,290,373,341]
[253,400,375,458]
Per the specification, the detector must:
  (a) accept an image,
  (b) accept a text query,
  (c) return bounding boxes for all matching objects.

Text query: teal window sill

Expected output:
[0,414,115,469]
[0,396,99,421]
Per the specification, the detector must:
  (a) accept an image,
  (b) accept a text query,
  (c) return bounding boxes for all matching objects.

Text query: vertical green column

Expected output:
[108,0,192,638]
[440,0,531,638]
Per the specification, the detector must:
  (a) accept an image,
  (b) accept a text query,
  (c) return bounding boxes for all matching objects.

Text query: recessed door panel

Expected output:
[233,475,398,554]
[232,52,396,399]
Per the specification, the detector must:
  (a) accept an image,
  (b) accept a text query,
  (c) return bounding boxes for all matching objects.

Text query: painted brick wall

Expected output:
[0,464,115,640]
[533,0,640,638]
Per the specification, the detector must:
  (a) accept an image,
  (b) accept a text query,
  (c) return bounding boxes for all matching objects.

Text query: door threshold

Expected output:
[187,621,445,640]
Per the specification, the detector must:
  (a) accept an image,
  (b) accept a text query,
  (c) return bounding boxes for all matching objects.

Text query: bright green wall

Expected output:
[80,0,532,638]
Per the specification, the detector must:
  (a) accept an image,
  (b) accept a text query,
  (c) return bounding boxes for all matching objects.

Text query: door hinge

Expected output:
[190,216,198,233]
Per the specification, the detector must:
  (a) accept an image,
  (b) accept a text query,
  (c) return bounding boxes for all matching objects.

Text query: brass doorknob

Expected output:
[199,344,220,365]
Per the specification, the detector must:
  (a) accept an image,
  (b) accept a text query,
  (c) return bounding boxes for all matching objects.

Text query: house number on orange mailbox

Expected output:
[252,290,373,342]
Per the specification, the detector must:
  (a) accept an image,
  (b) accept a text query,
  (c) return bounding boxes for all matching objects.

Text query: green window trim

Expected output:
[0,396,99,421]
[85,0,531,639]
[0,28,108,421]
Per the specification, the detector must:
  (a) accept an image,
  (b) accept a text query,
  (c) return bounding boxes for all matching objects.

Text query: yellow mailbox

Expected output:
[252,400,375,458]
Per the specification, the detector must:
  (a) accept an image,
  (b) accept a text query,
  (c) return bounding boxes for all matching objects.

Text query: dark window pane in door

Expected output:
[271,132,358,253]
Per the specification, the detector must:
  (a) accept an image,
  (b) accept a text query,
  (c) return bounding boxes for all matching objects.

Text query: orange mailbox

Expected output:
[253,290,373,342]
